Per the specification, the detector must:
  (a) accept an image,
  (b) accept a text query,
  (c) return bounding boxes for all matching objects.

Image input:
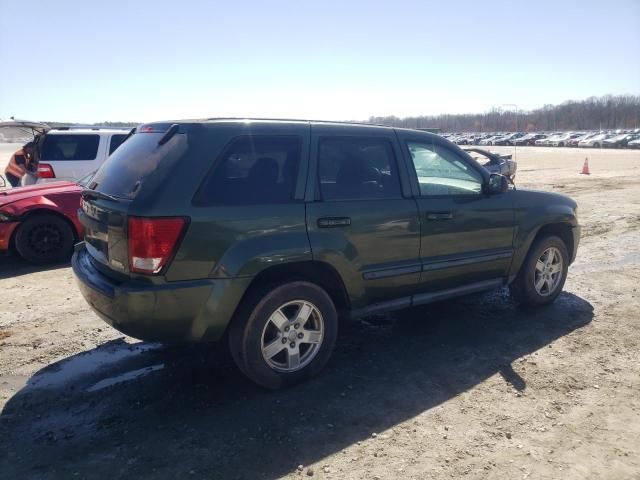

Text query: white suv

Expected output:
[0,120,130,184]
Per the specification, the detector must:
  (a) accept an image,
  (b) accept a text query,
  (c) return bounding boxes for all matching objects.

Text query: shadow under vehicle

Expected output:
[0,290,592,479]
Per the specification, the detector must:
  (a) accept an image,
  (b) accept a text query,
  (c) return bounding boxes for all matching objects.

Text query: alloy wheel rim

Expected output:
[534,247,563,296]
[261,300,324,373]
[28,224,63,255]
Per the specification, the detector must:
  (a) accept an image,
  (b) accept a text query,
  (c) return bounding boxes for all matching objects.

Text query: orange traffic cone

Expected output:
[580,157,590,175]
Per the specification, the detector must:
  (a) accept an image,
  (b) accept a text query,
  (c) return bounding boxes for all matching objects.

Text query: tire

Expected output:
[510,235,569,307]
[14,213,75,264]
[228,281,338,389]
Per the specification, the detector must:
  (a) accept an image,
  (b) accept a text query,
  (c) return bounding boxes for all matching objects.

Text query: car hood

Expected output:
[515,187,578,210]
[0,181,80,208]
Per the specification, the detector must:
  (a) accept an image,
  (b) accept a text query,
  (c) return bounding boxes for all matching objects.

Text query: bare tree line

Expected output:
[368,95,640,132]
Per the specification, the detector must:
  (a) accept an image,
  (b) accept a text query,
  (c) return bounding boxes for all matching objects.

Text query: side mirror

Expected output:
[486,173,509,194]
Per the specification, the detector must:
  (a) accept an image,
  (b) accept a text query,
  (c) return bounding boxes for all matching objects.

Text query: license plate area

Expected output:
[78,199,128,273]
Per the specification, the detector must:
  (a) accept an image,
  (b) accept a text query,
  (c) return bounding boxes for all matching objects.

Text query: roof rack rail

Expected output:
[51,125,132,131]
[201,117,396,129]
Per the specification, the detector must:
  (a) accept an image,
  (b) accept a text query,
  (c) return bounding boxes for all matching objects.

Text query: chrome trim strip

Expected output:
[422,251,513,272]
[362,264,422,280]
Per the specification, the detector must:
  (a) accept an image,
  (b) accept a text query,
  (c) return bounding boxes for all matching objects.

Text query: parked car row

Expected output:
[443,129,640,149]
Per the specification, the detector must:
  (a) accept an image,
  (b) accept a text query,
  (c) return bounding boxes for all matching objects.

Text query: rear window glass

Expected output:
[196,135,302,205]
[90,132,188,199]
[318,137,402,201]
[108,134,127,154]
[41,134,99,161]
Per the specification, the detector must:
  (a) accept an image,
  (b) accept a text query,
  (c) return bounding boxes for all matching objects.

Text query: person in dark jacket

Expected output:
[4,142,36,187]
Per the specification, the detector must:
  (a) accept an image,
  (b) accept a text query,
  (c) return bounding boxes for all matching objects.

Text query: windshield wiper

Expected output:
[158,123,180,145]
[81,189,120,203]
[121,127,136,145]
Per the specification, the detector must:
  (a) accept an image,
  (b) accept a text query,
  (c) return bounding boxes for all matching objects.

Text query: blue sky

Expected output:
[0,0,638,123]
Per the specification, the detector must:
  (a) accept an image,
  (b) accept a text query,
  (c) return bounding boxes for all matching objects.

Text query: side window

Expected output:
[109,134,127,155]
[407,141,483,196]
[197,135,302,205]
[40,134,100,161]
[318,137,402,201]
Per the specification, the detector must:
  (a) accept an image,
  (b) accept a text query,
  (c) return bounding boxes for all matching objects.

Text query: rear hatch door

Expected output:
[0,120,50,141]
[79,124,189,278]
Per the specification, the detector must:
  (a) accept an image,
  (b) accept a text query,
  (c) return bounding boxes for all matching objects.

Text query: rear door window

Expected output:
[196,135,302,205]
[108,134,127,155]
[317,137,402,201]
[41,134,99,161]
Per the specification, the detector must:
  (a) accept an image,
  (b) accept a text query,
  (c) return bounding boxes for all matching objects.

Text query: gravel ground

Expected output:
[0,144,639,479]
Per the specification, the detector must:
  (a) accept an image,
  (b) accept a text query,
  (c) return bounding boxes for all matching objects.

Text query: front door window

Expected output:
[407,142,483,196]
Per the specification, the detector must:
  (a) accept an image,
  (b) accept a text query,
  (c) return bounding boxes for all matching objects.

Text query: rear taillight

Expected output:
[37,163,56,179]
[128,216,187,274]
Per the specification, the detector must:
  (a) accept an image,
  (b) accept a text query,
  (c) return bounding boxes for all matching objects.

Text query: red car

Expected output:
[0,176,88,263]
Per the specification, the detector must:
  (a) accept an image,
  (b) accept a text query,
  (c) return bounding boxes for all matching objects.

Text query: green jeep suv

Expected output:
[72,119,580,389]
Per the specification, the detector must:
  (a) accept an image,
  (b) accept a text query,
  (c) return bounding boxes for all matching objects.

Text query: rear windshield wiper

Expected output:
[120,127,136,145]
[81,189,120,203]
[158,123,180,145]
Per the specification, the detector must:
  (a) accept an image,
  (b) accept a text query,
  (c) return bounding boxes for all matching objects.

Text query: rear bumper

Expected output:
[0,222,19,251]
[72,244,251,342]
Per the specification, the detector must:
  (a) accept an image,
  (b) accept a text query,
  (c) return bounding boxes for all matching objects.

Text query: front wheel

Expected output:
[14,213,75,264]
[510,236,569,306]
[229,281,338,389]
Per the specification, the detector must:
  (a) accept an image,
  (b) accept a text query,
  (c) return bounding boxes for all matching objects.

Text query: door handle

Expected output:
[426,212,453,220]
[318,217,351,228]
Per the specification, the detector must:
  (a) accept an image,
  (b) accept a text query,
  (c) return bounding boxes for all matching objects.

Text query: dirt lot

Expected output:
[0,145,639,480]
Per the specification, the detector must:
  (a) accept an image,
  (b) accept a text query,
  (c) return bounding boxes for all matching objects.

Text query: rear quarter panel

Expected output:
[167,204,311,281]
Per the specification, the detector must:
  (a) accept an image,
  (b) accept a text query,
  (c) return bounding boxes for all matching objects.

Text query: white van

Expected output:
[0,120,130,184]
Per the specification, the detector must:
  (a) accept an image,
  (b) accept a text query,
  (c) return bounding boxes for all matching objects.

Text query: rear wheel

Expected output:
[229,281,338,389]
[510,235,569,306]
[14,213,75,264]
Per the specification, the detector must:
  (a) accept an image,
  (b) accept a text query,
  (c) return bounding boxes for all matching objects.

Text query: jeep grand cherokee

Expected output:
[73,119,580,389]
